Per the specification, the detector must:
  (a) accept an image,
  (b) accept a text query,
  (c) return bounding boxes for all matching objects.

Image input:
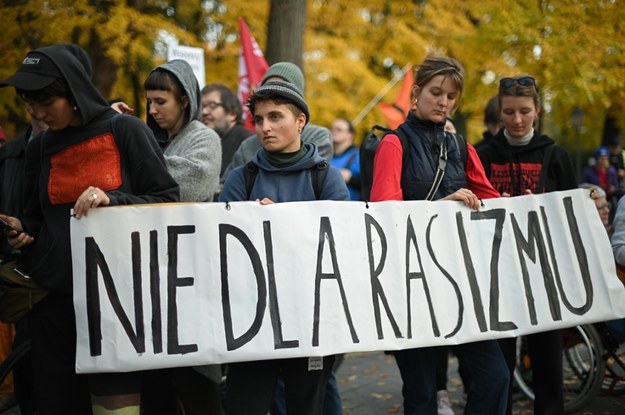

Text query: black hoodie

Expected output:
[18,44,179,293]
[477,129,576,196]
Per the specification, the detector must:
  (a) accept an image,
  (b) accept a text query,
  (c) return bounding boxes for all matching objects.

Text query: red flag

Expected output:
[378,68,414,129]
[238,17,269,132]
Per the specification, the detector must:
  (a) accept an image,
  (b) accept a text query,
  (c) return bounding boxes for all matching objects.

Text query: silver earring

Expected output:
[414,98,418,104]
[73,106,78,111]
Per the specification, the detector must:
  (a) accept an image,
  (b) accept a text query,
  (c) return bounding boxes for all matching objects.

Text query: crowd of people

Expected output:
[0,42,620,415]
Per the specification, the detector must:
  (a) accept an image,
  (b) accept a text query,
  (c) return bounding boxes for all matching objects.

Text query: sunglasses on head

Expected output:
[499,76,537,90]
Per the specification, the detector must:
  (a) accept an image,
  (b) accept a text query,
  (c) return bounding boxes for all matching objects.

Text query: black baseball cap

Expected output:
[0,52,62,91]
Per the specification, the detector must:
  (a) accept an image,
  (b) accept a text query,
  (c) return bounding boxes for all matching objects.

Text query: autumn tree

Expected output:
[1,0,624,154]
[0,0,206,134]
[265,0,307,67]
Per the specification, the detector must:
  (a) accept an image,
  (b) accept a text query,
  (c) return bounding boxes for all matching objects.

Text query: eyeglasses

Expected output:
[499,76,537,90]
[202,101,224,110]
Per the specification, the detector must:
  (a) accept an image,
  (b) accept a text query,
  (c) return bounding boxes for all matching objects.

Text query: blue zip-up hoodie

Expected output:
[219,143,349,202]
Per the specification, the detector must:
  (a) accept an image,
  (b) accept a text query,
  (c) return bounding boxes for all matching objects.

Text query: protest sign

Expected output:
[168,45,205,89]
[71,189,625,373]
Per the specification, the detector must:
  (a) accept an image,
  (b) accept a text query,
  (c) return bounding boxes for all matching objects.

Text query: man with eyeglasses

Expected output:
[201,83,254,180]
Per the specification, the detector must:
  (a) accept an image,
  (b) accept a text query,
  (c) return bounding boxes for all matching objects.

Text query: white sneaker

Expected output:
[437,390,454,415]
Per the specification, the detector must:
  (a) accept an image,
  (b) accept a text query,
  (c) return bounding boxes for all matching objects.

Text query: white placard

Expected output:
[168,45,205,89]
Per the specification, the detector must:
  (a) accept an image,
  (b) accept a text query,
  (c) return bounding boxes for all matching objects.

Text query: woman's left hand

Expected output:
[443,188,482,210]
[257,198,274,205]
[73,186,110,219]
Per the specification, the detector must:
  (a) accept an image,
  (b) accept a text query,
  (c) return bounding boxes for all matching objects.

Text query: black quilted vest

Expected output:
[399,113,466,201]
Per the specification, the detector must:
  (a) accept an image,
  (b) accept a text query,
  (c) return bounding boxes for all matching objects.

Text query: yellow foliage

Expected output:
[0,0,624,152]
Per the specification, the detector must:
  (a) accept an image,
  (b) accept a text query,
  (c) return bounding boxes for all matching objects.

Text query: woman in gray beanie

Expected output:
[219,80,348,415]
[220,62,334,182]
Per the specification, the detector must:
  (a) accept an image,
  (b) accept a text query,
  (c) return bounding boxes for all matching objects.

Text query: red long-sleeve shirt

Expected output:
[370,134,500,202]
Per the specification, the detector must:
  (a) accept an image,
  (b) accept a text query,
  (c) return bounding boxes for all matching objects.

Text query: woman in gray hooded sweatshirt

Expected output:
[143,60,223,413]
[145,59,222,202]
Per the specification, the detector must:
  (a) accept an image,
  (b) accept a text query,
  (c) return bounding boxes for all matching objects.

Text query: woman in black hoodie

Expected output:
[0,44,179,415]
[477,75,576,415]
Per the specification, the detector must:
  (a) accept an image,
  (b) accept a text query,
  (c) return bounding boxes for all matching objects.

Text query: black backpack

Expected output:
[359,125,468,201]
[244,160,329,200]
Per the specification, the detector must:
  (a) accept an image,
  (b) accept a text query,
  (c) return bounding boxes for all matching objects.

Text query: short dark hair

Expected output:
[17,78,72,103]
[248,81,309,125]
[483,96,500,126]
[202,83,243,123]
[144,68,189,120]
[248,90,303,119]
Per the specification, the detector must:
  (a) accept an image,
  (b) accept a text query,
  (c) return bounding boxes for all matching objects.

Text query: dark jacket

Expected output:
[220,124,254,178]
[20,44,179,292]
[0,130,29,260]
[477,130,576,195]
[473,130,495,153]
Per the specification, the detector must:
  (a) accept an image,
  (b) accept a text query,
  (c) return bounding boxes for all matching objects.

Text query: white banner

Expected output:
[71,189,625,373]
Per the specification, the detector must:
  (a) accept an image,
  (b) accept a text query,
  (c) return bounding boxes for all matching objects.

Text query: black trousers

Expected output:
[12,317,35,415]
[225,355,334,415]
[28,294,92,415]
[29,293,150,415]
[498,330,564,415]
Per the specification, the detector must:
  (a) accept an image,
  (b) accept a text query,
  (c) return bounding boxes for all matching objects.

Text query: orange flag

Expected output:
[378,69,413,129]
[237,17,269,132]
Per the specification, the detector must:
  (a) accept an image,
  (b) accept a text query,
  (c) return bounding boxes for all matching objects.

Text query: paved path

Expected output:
[2,350,623,414]
[336,351,625,415]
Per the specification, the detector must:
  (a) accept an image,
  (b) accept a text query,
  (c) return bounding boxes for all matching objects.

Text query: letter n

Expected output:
[85,235,145,356]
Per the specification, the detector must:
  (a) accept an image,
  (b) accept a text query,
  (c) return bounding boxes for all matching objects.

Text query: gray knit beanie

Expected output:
[261,62,305,94]
[249,80,310,125]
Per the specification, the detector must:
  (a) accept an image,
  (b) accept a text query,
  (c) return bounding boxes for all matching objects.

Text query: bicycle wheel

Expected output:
[513,336,534,400]
[513,324,605,414]
[602,342,625,395]
[562,324,606,412]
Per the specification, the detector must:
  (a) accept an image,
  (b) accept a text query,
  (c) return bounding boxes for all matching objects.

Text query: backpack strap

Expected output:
[426,140,448,201]
[394,127,411,176]
[311,161,329,200]
[535,144,555,193]
[244,160,328,200]
[244,161,259,200]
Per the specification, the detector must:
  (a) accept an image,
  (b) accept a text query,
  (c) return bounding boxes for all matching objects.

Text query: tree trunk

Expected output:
[88,37,118,100]
[265,0,307,67]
